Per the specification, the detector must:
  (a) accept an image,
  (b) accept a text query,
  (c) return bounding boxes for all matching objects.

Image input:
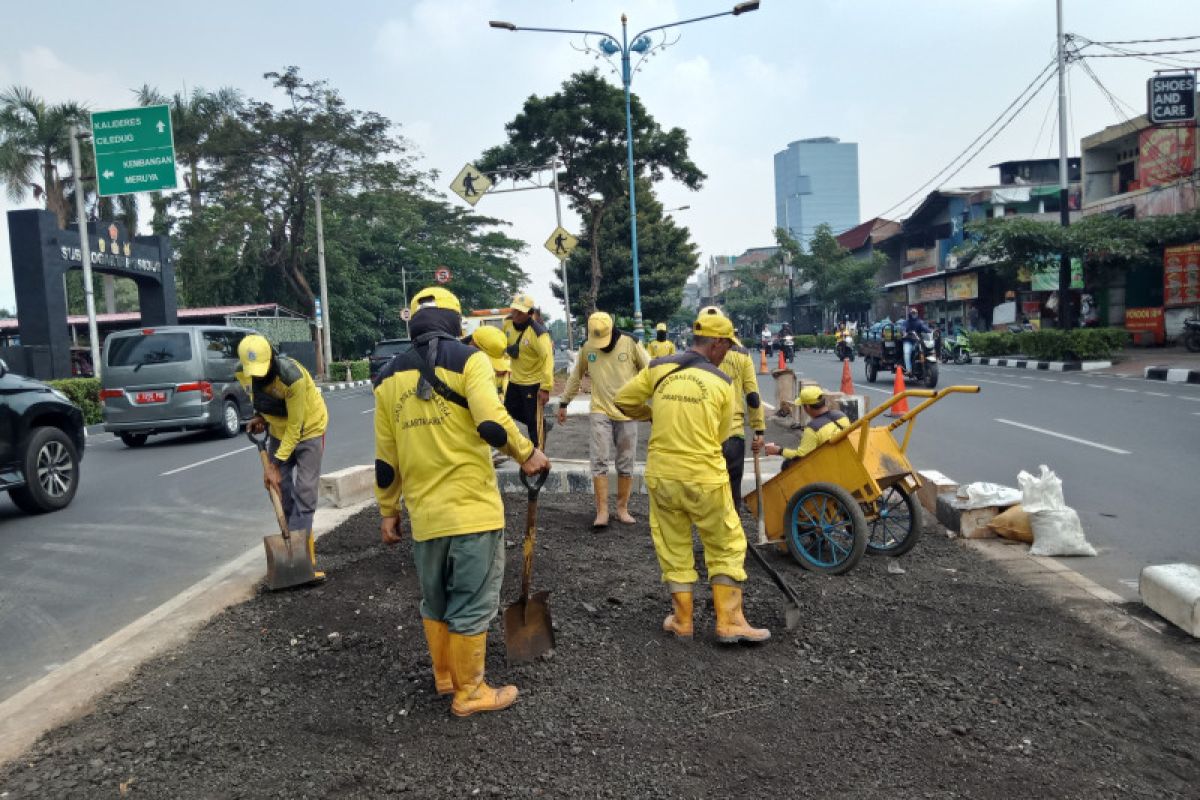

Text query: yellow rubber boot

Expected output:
[712,583,771,644]
[615,476,636,524]
[662,591,693,639]
[304,530,326,581]
[421,618,454,696]
[592,475,610,528]
[448,632,518,717]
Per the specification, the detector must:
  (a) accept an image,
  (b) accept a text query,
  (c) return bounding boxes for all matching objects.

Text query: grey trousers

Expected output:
[412,530,506,635]
[268,435,324,530]
[590,414,638,477]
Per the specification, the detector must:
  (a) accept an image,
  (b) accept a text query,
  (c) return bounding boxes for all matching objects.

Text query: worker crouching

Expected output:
[614,312,769,645]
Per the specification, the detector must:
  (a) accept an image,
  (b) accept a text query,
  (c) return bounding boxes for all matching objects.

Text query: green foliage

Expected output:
[0,86,89,227]
[722,261,786,330]
[49,378,101,424]
[967,328,1128,361]
[328,359,370,381]
[770,224,884,318]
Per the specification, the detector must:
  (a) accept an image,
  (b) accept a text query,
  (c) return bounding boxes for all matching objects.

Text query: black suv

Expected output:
[368,338,413,385]
[0,358,85,513]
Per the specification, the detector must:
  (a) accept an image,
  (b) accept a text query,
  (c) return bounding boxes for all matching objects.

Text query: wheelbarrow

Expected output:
[744,385,980,575]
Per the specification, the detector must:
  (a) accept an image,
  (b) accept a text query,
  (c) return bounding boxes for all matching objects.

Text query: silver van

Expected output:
[100,325,254,447]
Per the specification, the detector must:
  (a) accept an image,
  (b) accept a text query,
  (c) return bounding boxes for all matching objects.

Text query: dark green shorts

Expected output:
[412,530,505,635]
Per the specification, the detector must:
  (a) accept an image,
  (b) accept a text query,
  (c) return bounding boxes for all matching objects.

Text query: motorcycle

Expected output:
[835,330,855,362]
[902,331,940,388]
[939,329,971,365]
[858,323,938,388]
[781,334,795,362]
[1184,318,1200,353]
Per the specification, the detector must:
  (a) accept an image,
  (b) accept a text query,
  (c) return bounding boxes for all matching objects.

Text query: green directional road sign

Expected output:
[90,104,178,196]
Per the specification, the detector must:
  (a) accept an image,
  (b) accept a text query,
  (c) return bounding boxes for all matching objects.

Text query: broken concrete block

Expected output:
[319,465,375,508]
[917,470,957,515]
[1139,563,1200,638]
[958,506,1001,539]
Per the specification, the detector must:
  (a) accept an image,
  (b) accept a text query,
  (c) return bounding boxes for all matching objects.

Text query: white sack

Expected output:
[956,482,1021,510]
[1019,465,1096,557]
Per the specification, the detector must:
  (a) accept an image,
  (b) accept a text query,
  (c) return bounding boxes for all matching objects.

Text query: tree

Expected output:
[722,262,787,333]
[770,224,884,325]
[557,178,698,325]
[0,86,88,227]
[478,70,705,311]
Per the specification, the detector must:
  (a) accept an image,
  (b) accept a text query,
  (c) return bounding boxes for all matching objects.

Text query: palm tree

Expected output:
[0,86,89,228]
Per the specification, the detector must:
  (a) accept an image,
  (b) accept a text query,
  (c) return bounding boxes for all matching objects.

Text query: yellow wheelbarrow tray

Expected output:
[745,385,980,575]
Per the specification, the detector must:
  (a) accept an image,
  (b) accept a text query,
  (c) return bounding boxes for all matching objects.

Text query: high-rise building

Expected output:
[774,137,860,247]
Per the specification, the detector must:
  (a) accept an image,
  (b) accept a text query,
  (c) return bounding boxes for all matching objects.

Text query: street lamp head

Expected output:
[630,35,652,53]
[733,1,761,15]
[488,20,517,30]
[599,37,620,55]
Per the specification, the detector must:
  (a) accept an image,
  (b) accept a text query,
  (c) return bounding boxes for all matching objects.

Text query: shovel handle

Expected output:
[249,431,290,540]
[519,467,549,498]
[752,449,768,546]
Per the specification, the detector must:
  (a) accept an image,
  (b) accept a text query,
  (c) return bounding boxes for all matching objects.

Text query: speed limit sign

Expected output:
[435,267,451,284]
[400,307,411,321]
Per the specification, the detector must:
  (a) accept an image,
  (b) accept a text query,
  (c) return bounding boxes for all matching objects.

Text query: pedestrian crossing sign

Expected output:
[450,163,491,207]
[544,226,578,259]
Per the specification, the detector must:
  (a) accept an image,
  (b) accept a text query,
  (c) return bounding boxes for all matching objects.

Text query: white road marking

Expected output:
[1061,381,1081,385]
[160,445,255,477]
[1180,396,1200,403]
[1039,378,1058,382]
[1143,391,1169,397]
[857,385,893,394]
[361,408,374,414]
[964,377,1032,389]
[994,418,1131,455]
[1119,578,1139,590]
[1112,388,1137,393]
[1086,384,1106,389]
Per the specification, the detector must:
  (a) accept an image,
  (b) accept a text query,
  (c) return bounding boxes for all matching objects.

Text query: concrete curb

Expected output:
[318,379,371,393]
[1139,564,1200,637]
[319,465,375,508]
[1143,366,1200,384]
[0,496,374,769]
[970,356,1112,372]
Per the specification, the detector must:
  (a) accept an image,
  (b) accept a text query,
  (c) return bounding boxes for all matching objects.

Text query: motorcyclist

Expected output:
[901,308,931,376]
[780,324,795,361]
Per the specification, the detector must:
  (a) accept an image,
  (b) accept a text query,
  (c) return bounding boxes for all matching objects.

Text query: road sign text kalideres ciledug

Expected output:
[90,104,178,196]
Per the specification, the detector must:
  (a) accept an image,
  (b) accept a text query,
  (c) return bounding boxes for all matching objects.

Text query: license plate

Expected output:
[135,391,167,404]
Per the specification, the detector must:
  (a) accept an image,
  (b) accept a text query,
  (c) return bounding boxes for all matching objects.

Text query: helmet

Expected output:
[908,308,918,318]
[237,334,274,378]
[797,385,825,406]
[510,293,536,313]
[410,286,462,315]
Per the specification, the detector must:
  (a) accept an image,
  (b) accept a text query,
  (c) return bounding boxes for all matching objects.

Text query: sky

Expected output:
[2,0,1198,322]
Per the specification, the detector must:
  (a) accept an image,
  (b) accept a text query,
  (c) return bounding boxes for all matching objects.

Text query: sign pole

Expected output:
[1055,0,1074,330]
[315,185,332,379]
[551,159,575,351]
[401,266,410,338]
[70,125,102,379]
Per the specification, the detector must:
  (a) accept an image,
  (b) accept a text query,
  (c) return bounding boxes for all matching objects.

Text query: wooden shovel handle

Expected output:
[752,449,768,546]
[520,499,537,600]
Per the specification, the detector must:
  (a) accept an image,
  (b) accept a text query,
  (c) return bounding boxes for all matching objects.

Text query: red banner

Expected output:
[1139,128,1195,188]
[1164,243,1200,308]
[1125,307,1165,344]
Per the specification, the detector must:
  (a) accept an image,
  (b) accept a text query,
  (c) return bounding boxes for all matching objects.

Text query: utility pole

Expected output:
[314,185,332,378]
[1055,0,1074,330]
[69,125,102,379]
[400,265,410,338]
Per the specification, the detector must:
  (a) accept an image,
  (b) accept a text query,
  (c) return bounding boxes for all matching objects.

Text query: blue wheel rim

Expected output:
[869,487,911,551]
[789,490,856,568]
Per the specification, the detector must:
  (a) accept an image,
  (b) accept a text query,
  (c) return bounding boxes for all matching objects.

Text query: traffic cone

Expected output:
[758,348,768,375]
[840,358,854,396]
[887,366,909,417]
[777,350,785,370]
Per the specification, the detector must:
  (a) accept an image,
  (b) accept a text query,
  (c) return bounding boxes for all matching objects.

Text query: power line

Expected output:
[1087,35,1200,45]
[1080,48,1200,57]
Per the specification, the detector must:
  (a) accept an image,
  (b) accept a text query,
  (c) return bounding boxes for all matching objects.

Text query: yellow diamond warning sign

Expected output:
[544,226,578,259]
[450,163,491,207]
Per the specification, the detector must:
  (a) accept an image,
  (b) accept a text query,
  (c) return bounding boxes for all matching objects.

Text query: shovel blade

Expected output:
[503,590,554,665]
[263,532,323,591]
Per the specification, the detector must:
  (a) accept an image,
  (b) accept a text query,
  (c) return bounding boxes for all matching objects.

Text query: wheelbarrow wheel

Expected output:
[866,485,922,557]
[783,482,868,575]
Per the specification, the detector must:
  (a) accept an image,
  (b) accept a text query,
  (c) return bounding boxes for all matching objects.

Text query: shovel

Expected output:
[504,466,553,664]
[248,430,324,591]
[748,448,803,630]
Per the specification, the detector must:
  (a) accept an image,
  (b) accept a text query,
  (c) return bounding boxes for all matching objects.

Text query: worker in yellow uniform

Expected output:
[645,322,676,358]
[764,386,850,463]
[236,334,328,576]
[502,294,555,449]
[470,325,512,398]
[375,287,550,718]
[614,311,770,645]
[557,311,649,528]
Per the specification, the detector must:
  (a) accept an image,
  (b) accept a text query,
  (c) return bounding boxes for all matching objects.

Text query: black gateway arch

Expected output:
[7,209,177,379]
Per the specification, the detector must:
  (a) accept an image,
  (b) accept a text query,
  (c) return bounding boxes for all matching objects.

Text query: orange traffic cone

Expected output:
[758,348,768,375]
[840,358,854,396]
[777,350,786,370]
[887,366,909,417]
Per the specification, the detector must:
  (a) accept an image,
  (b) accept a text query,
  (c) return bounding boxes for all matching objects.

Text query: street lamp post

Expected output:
[489,2,760,340]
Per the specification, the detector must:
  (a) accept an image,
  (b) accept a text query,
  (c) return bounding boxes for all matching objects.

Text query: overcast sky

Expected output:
[2,0,1197,319]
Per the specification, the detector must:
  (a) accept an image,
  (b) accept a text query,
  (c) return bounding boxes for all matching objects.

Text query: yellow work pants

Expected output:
[645,476,747,587]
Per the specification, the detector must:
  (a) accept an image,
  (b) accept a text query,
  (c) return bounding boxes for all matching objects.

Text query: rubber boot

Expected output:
[304,530,326,581]
[592,475,610,528]
[421,618,454,696]
[662,591,694,639]
[615,475,636,524]
[712,582,771,644]
[448,632,518,718]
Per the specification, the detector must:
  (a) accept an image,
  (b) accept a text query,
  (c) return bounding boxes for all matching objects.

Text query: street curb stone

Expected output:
[1143,366,1200,384]
[1139,563,1200,638]
[319,379,371,393]
[969,356,1111,372]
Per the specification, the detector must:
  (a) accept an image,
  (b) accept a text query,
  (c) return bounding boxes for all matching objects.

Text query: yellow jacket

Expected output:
[561,331,649,420]
[782,410,851,460]
[236,357,327,461]
[374,341,534,540]
[646,339,676,359]
[614,350,734,485]
[719,345,767,438]
[503,318,554,390]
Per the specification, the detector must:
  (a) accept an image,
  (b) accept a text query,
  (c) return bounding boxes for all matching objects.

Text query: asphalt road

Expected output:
[755,349,1199,603]
[0,385,378,703]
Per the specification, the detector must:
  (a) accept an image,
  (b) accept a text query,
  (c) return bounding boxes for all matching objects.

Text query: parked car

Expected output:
[100,325,253,448]
[368,338,413,384]
[0,358,85,513]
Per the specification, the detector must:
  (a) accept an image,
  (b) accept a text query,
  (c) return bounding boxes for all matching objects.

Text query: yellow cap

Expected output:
[693,312,734,340]
[797,385,825,406]
[587,311,614,349]
[410,286,462,315]
[696,305,740,345]
[655,322,667,332]
[510,293,536,313]
[237,334,273,378]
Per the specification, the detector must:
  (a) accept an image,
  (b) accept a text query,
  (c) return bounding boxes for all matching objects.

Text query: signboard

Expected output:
[435,266,452,284]
[400,307,411,321]
[314,298,323,329]
[1147,74,1196,124]
[1030,258,1083,291]
[1125,307,1165,345]
[1164,243,1200,308]
[450,163,491,207]
[1138,127,1196,189]
[907,279,945,304]
[544,226,578,259]
[946,272,979,301]
[90,105,177,196]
